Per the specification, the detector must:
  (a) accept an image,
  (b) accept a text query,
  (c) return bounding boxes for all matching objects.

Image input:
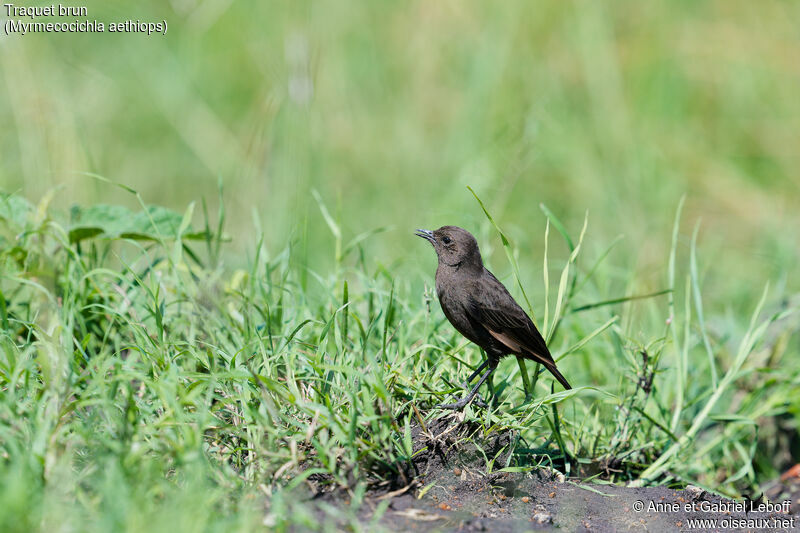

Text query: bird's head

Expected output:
[415,226,483,269]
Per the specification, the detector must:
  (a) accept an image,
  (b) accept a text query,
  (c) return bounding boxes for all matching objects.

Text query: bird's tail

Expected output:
[545,363,572,390]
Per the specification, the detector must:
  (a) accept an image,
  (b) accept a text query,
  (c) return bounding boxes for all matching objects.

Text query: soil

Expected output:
[306,414,800,532]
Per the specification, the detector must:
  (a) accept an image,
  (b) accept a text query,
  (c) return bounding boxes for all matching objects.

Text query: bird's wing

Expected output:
[464,271,572,390]
[468,284,572,390]
[466,272,555,367]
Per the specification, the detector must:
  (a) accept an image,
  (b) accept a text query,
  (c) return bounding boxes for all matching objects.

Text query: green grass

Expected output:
[1,189,797,531]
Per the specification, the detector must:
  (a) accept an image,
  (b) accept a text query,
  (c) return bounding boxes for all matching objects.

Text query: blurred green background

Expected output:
[1,0,798,302]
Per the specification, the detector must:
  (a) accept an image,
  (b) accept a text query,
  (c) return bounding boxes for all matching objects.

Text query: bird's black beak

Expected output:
[415,229,435,245]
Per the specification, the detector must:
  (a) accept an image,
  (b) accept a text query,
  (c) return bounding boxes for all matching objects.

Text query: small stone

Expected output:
[453,467,462,477]
[532,505,553,524]
[686,485,705,498]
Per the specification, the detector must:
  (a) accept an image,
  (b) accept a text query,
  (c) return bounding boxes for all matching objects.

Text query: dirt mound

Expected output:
[305,415,798,531]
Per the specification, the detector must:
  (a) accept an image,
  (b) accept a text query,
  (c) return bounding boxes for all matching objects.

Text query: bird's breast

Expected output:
[435,280,483,346]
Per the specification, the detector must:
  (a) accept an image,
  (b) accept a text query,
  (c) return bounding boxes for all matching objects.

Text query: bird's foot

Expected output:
[473,393,489,409]
[460,383,490,408]
[435,398,469,410]
[435,393,488,410]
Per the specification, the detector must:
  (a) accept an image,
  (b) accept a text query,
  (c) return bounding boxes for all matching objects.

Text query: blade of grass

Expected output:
[555,315,618,362]
[546,212,588,344]
[543,219,551,334]
[573,234,624,294]
[570,289,671,314]
[0,288,8,331]
[668,196,686,433]
[312,189,342,267]
[690,221,717,387]
[539,203,575,252]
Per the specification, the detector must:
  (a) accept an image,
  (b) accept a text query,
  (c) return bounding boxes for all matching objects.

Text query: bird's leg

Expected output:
[486,369,495,405]
[437,364,497,410]
[458,359,490,407]
[461,359,489,387]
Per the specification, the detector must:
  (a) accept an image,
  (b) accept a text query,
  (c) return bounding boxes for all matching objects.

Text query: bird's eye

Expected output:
[442,236,452,244]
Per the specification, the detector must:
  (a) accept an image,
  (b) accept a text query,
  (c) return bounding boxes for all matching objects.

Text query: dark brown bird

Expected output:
[416,226,571,409]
